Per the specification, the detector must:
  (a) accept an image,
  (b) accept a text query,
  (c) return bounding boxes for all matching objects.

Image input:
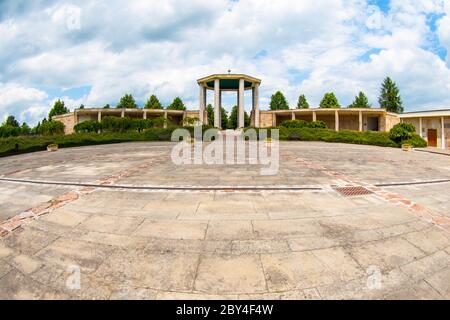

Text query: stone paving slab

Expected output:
[0,142,450,299]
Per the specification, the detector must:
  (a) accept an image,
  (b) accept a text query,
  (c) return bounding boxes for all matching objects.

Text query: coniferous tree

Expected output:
[4,115,19,127]
[220,107,228,129]
[348,91,371,108]
[269,91,289,110]
[167,97,186,110]
[117,94,138,109]
[48,100,69,119]
[206,104,214,126]
[297,94,309,109]
[320,93,341,108]
[227,106,250,129]
[144,94,163,109]
[378,77,403,113]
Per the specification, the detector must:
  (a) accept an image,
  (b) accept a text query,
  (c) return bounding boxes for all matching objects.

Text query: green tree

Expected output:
[4,115,19,127]
[296,94,309,109]
[379,77,403,113]
[348,91,371,108]
[206,104,214,126]
[227,106,250,129]
[103,104,110,109]
[20,122,31,135]
[40,120,65,135]
[167,97,186,110]
[117,94,138,109]
[79,104,85,109]
[320,93,341,108]
[221,107,228,129]
[48,99,69,119]
[31,121,41,135]
[269,91,289,110]
[144,94,163,109]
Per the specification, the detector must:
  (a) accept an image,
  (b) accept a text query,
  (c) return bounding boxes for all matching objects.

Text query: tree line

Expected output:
[269,76,404,113]
[100,94,187,110]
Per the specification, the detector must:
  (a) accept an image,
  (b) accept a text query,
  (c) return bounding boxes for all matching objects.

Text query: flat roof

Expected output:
[400,109,450,118]
[197,74,261,90]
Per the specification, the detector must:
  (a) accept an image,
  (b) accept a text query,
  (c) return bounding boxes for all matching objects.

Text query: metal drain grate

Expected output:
[333,186,373,197]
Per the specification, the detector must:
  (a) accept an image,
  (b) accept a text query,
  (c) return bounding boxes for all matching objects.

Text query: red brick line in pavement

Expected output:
[0,159,165,238]
[287,153,450,233]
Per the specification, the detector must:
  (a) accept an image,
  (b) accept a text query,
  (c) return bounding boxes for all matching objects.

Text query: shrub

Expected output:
[74,120,102,133]
[389,123,416,143]
[40,121,65,135]
[402,134,427,148]
[244,127,398,147]
[131,119,153,133]
[101,116,132,132]
[281,120,308,128]
[152,116,167,128]
[0,125,21,138]
[281,120,327,129]
[308,121,327,129]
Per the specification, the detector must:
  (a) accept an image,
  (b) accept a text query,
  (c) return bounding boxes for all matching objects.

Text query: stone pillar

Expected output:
[292,112,296,120]
[143,110,147,120]
[98,111,102,122]
[214,79,221,129]
[164,111,168,129]
[419,117,423,138]
[219,89,222,128]
[121,109,125,118]
[312,110,317,122]
[253,84,260,128]
[238,78,245,128]
[442,116,446,150]
[335,110,339,131]
[199,85,206,124]
[359,110,363,132]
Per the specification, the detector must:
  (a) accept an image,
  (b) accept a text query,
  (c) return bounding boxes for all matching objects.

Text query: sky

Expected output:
[1,0,450,126]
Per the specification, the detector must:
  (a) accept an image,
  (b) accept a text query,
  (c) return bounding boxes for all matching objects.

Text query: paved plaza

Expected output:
[0,142,450,299]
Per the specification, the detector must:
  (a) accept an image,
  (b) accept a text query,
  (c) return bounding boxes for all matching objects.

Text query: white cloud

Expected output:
[0,83,49,124]
[0,0,450,121]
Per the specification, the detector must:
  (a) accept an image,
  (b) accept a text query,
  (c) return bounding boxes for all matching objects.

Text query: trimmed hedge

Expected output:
[281,120,327,129]
[244,127,426,148]
[0,126,217,158]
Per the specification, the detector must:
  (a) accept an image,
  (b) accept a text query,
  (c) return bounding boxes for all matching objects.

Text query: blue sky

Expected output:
[1,0,450,125]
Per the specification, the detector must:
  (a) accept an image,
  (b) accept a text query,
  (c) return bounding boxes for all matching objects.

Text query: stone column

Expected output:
[335,110,339,131]
[121,109,125,118]
[442,117,446,150]
[238,78,245,128]
[164,111,168,129]
[419,117,423,138]
[253,84,260,128]
[98,111,102,122]
[143,110,147,120]
[214,79,221,129]
[199,85,206,124]
[219,89,222,128]
[359,110,363,132]
[291,112,296,120]
[312,110,317,122]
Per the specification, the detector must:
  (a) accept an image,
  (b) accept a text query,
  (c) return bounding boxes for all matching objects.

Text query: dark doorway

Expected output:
[428,129,437,147]
[367,117,379,131]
